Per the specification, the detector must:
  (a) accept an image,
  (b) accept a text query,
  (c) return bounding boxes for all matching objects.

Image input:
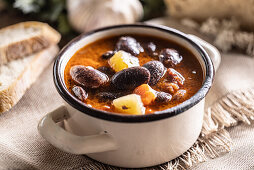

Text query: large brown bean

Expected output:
[96,92,121,102]
[144,42,157,57]
[97,66,115,77]
[70,65,109,88]
[143,61,166,85]
[72,85,88,102]
[111,66,150,90]
[159,48,182,67]
[101,50,115,59]
[115,36,144,56]
[155,92,172,103]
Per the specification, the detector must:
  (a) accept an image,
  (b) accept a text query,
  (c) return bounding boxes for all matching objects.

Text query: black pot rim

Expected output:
[53,23,214,123]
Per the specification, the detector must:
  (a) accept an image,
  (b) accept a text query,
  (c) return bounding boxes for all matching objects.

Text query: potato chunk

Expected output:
[112,94,145,115]
[108,50,139,72]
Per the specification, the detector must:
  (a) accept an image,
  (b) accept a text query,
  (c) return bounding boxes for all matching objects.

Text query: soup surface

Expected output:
[64,35,203,115]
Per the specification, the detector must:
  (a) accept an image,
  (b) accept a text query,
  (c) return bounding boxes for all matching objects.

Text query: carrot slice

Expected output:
[133,84,157,105]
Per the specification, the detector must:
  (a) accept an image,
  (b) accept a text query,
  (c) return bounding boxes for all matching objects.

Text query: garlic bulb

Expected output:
[67,0,143,33]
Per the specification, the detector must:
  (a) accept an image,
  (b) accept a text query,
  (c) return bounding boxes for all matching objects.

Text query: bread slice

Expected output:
[0,21,61,65]
[0,46,59,113]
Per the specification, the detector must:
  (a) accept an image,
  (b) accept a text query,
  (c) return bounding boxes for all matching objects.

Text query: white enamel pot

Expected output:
[38,24,220,168]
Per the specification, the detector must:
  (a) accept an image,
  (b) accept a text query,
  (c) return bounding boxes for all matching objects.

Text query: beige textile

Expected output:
[193,123,254,170]
[1,19,254,169]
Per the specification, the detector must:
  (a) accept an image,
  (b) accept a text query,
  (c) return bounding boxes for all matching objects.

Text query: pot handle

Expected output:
[38,106,118,154]
[188,34,221,71]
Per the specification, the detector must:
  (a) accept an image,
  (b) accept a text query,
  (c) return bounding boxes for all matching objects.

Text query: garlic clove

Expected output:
[67,0,144,33]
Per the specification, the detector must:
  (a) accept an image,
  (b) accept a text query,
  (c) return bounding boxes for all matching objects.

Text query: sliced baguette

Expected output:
[0,46,59,113]
[0,21,61,65]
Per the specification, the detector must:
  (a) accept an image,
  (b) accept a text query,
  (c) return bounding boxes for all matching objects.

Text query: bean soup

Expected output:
[64,35,203,115]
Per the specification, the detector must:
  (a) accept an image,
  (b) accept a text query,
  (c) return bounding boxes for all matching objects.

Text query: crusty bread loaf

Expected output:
[0,46,59,113]
[165,0,254,31]
[0,21,61,65]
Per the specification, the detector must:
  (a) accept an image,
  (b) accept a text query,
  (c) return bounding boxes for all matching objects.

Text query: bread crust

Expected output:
[0,21,61,65]
[0,46,59,113]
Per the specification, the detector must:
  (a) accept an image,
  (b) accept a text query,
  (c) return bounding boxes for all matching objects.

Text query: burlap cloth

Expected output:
[1,19,254,169]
